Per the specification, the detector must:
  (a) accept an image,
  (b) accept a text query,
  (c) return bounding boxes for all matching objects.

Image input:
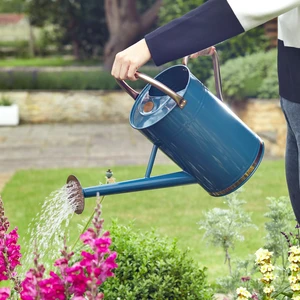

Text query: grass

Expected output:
[1,159,290,281]
[0,57,101,67]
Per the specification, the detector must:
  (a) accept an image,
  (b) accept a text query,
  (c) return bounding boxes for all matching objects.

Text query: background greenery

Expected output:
[1,159,289,281]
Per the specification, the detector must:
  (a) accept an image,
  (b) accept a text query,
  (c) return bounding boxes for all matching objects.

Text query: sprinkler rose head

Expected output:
[66,175,85,214]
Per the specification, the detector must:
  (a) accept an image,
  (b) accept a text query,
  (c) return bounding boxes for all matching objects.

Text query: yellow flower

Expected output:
[236,287,251,298]
[263,285,275,294]
[260,264,275,273]
[255,248,273,264]
[291,283,300,292]
[290,264,300,272]
[292,295,300,300]
[289,275,298,284]
[289,253,300,263]
[262,272,276,282]
[290,246,300,255]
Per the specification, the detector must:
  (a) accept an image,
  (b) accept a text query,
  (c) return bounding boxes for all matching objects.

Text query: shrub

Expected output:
[100,221,213,300]
[206,49,278,101]
[0,68,159,91]
[0,95,12,106]
[0,40,30,58]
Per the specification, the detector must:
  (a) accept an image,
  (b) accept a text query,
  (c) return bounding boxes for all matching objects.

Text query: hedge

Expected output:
[0,67,160,91]
[206,49,278,101]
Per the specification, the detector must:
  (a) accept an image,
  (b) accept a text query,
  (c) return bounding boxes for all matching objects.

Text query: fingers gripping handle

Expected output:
[116,72,187,109]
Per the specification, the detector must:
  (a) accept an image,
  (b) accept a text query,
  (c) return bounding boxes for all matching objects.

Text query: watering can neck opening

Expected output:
[148,64,191,97]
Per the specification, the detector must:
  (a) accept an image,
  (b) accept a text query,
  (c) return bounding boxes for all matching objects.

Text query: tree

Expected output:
[0,0,26,13]
[104,0,162,69]
[27,0,108,59]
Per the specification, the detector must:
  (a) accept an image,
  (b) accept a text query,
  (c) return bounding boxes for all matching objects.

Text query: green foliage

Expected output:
[0,57,98,67]
[1,160,288,280]
[264,197,295,271]
[198,190,257,275]
[0,0,25,13]
[215,256,257,294]
[0,68,159,90]
[199,190,256,252]
[0,41,30,59]
[159,0,206,24]
[27,0,108,58]
[100,221,213,300]
[0,95,12,106]
[207,49,278,101]
[213,196,297,299]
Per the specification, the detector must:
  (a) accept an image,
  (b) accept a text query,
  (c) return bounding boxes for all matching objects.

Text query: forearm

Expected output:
[145,0,300,66]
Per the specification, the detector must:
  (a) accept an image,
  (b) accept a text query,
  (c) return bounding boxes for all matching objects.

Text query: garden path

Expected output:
[0,123,171,189]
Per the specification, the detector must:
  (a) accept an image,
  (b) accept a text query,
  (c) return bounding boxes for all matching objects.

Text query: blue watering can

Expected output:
[67,50,264,214]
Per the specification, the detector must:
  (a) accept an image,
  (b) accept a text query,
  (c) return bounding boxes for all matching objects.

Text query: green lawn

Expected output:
[0,57,100,67]
[1,159,290,281]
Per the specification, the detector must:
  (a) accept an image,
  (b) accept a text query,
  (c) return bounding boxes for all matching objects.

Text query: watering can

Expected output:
[67,50,264,214]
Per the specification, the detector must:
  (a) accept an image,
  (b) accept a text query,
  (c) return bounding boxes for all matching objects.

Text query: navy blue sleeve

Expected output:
[145,0,244,66]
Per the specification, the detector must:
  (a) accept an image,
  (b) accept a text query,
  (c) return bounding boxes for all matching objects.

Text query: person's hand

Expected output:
[190,46,215,58]
[111,39,151,81]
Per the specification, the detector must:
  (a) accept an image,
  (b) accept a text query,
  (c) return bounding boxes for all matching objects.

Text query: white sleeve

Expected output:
[227,0,300,30]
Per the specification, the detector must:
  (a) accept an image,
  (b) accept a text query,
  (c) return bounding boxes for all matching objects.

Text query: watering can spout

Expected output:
[66,171,197,214]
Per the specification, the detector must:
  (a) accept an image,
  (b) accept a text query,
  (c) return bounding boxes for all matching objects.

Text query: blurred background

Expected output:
[0,0,290,288]
[0,0,283,158]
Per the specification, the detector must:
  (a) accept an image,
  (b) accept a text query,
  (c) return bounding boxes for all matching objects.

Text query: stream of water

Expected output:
[21,181,79,274]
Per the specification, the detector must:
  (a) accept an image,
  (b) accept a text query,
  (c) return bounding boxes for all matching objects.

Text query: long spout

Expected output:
[66,172,197,214]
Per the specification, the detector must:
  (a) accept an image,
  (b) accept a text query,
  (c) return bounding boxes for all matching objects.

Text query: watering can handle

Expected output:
[116,72,187,109]
[182,49,224,102]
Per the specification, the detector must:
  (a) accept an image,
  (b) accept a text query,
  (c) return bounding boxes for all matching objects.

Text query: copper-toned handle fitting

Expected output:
[116,72,187,109]
[116,79,139,100]
[182,49,224,102]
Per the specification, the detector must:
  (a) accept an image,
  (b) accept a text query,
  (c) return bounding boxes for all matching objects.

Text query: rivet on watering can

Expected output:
[180,100,187,108]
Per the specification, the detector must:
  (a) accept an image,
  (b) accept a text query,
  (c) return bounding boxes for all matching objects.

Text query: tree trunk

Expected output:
[104,0,162,70]
[28,20,35,57]
[264,18,278,48]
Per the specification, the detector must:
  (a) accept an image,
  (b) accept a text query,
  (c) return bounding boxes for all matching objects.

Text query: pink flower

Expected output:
[241,276,251,282]
[21,268,44,300]
[80,228,96,246]
[98,252,118,283]
[39,272,65,300]
[65,264,88,296]
[93,236,111,253]
[0,287,10,300]
[5,228,22,270]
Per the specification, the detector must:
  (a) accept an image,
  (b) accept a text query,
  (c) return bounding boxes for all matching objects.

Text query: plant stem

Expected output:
[71,196,105,251]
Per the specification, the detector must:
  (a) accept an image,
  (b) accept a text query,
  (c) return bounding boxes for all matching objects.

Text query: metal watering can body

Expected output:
[130,64,264,196]
[67,51,264,214]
